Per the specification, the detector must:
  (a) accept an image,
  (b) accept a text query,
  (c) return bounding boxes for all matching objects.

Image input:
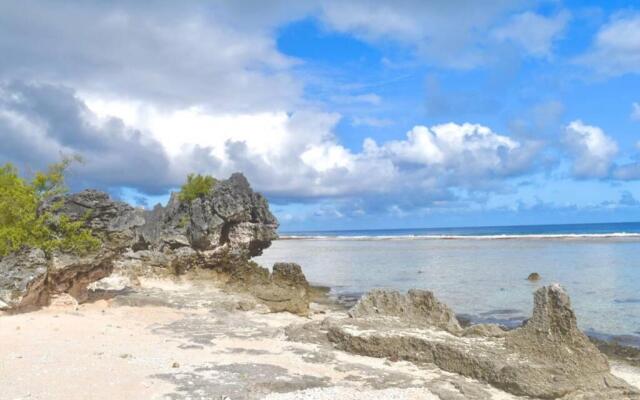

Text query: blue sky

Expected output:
[1,1,640,231]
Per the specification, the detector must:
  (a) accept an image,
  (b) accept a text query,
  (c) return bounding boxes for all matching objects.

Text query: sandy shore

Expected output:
[1,279,639,400]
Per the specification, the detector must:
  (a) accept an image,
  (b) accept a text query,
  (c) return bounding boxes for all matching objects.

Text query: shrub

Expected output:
[178,173,217,202]
[0,158,100,257]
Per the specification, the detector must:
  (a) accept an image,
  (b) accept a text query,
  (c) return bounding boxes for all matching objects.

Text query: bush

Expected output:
[0,158,100,257]
[178,173,217,201]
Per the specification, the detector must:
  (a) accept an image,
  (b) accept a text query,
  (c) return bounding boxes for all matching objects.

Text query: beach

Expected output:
[1,277,639,400]
[0,278,529,400]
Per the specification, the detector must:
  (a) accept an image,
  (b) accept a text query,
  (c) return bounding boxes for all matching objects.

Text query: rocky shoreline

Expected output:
[1,173,640,399]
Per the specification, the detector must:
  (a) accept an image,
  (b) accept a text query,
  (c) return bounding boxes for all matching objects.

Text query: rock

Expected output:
[0,190,147,310]
[88,274,135,292]
[48,293,79,310]
[0,248,48,311]
[349,289,462,334]
[138,172,278,259]
[42,189,146,249]
[0,173,288,313]
[527,272,541,281]
[326,285,639,399]
[229,262,311,315]
[462,323,506,338]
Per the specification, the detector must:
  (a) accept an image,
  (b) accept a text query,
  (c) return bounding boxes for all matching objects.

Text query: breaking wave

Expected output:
[280,232,640,241]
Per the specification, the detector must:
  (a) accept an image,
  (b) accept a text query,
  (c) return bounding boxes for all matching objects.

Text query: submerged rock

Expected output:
[527,272,541,281]
[326,285,639,399]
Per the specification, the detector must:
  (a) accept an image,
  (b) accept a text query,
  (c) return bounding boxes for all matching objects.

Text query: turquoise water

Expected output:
[254,225,640,345]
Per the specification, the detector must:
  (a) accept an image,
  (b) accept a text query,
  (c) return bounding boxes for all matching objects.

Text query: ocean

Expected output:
[254,222,640,346]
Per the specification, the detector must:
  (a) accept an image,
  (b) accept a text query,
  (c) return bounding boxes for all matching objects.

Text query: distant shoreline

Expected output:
[279,221,640,240]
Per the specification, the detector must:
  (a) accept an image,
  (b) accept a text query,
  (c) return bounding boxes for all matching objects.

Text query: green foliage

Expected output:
[0,157,100,257]
[178,173,217,202]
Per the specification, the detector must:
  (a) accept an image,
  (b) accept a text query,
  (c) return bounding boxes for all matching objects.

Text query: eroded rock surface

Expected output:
[326,285,640,399]
[348,288,463,334]
[0,248,48,310]
[0,191,142,311]
[228,262,311,315]
[0,173,295,312]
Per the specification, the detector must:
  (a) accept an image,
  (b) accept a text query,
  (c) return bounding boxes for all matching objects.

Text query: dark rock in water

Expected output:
[0,173,297,313]
[614,298,640,304]
[527,272,541,281]
[590,335,640,367]
[326,284,639,399]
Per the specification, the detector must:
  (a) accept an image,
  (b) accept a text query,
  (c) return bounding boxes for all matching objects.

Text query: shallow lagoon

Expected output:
[255,237,640,345]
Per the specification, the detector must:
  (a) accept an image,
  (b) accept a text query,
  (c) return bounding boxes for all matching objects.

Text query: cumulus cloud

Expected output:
[363,123,539,186]
[0,81,177,194]
[318,0,527,68]
[0,1,304,112]
[492,11,570,58]
[564,120,618,178]
[578,12,640,76]
[0,79,542,206]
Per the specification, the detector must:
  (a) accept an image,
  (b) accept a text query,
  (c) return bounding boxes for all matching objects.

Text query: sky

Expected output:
[1,0,640,231]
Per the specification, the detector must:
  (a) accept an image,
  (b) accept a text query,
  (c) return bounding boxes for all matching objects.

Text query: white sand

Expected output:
[1,280,638,400]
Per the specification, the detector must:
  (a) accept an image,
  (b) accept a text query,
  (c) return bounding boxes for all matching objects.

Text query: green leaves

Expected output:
[178,173,217,202]
[0,157,99,257]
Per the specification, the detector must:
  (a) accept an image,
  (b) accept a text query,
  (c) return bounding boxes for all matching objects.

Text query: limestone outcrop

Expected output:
[348,288,463,334]
[1,190,143,311]
[0,248,49,310]
[326,285,639,399]
[227,262,311,315]
[0,173,295,312]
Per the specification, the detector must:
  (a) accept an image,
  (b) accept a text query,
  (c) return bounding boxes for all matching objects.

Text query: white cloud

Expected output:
[492,11,570,58]
[0,1,303,112]
[82,94,540,198]
[364,123,537,182]
[578,13,640,75]
[318,1,527,68]
[565,120,618,178]
[632,102,640,121]
[0,0,552,211]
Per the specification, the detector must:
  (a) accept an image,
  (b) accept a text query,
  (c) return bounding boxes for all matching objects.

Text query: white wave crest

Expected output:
[279,232,640,241]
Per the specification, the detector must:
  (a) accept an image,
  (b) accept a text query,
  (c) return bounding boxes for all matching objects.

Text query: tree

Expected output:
[178,173,217,201]
[0,157,99,257]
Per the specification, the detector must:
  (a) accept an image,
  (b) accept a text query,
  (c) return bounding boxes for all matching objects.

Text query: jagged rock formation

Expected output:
[348,288,463,334]
[0,173,305,313]
[228,262,311,315]
[136,173,277,261]
[326,285,639,399]
[1,191,143,311]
